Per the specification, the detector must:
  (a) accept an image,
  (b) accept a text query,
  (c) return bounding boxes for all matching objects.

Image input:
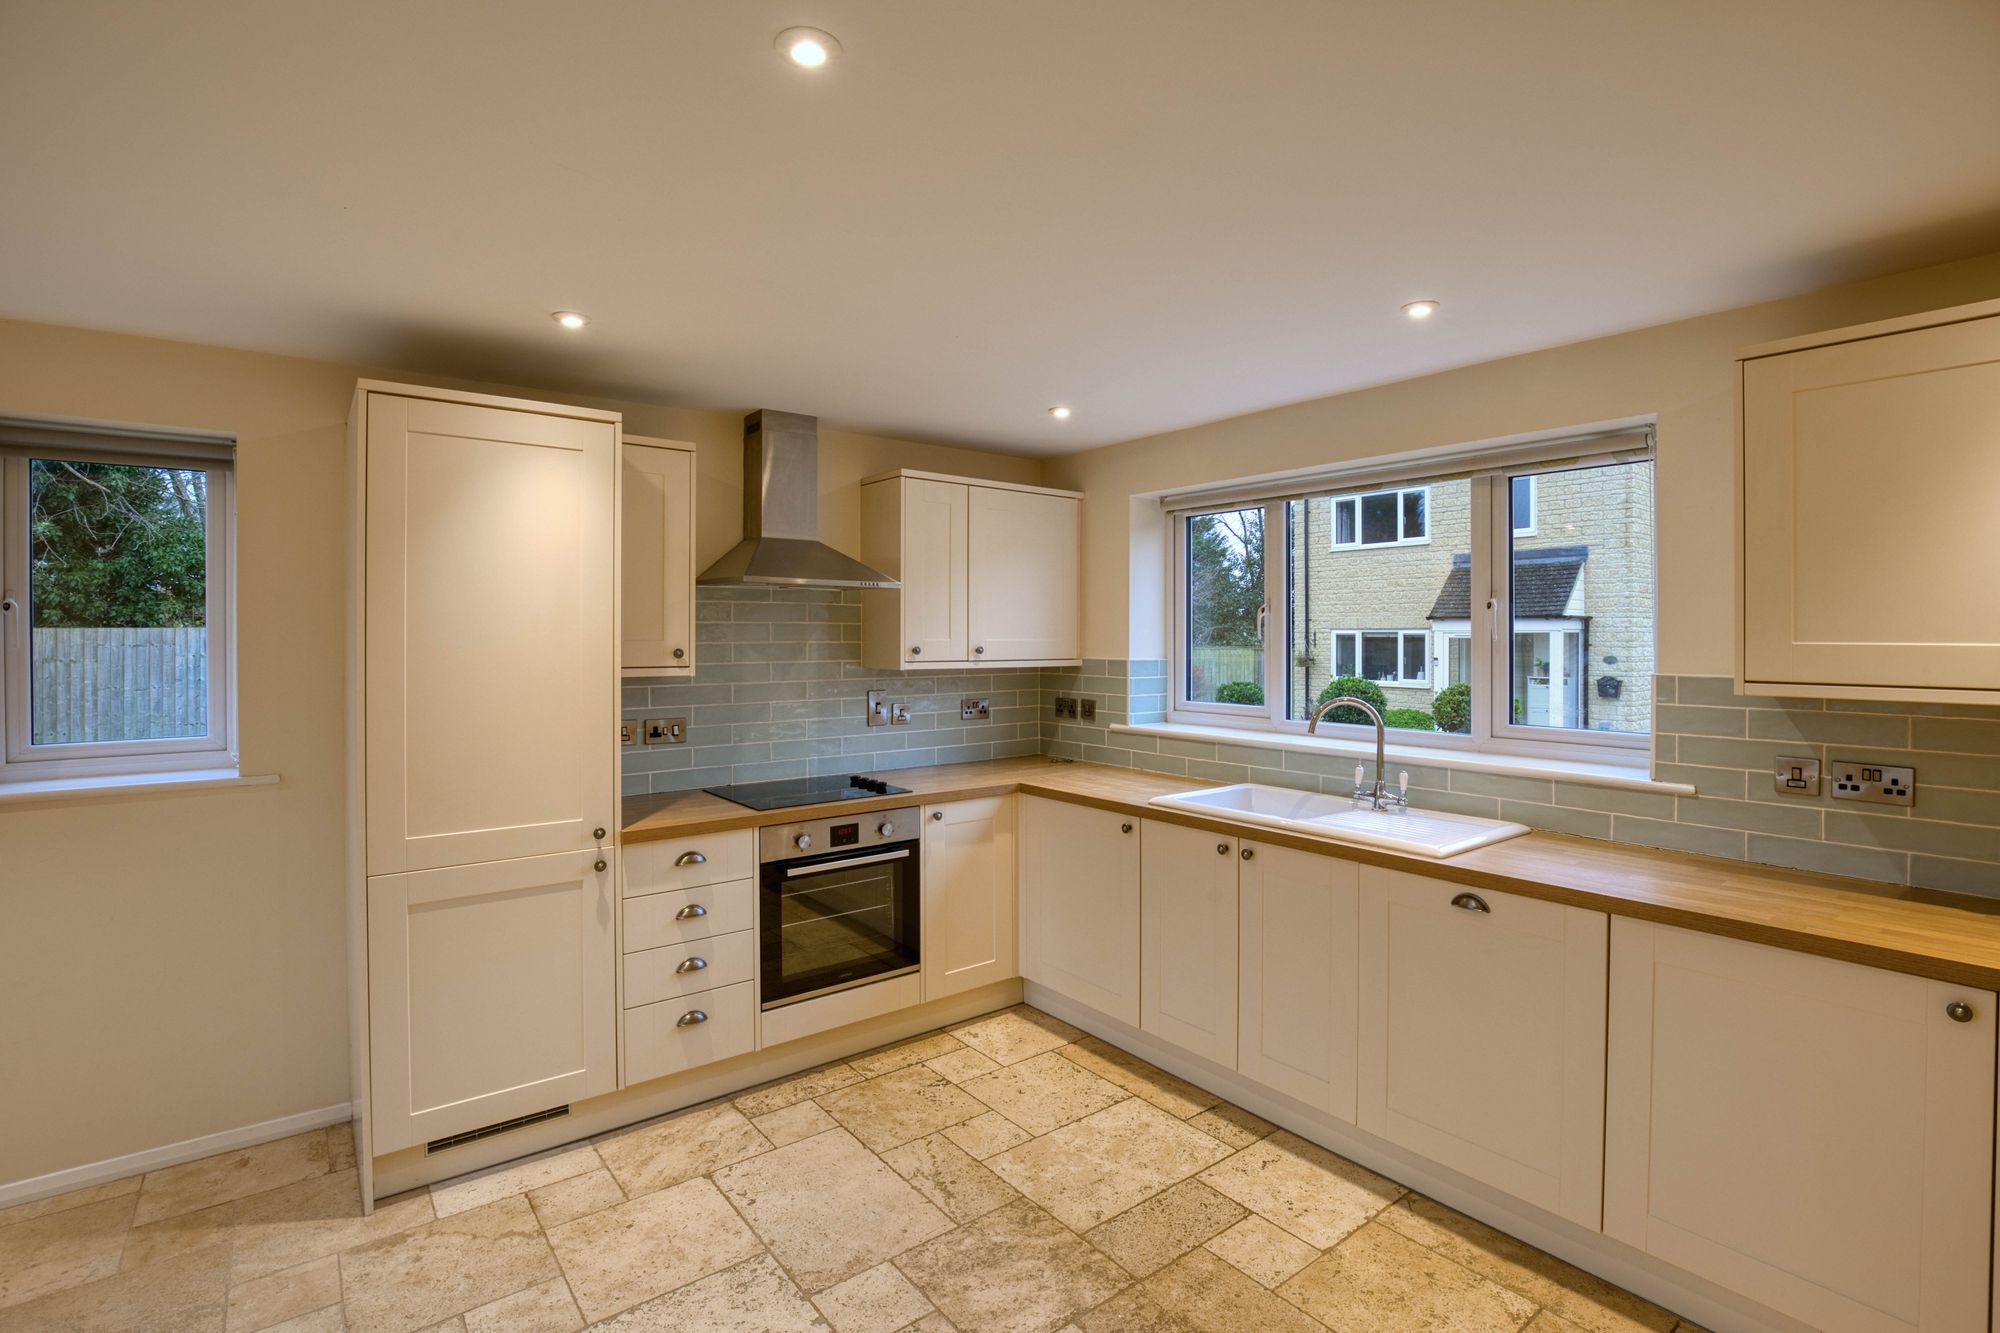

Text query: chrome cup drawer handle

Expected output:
[676,1009,708,1028]
[675,903,708,920]
[676,957,708,974]
[1450,892,1490,914]
[674,850,707,867]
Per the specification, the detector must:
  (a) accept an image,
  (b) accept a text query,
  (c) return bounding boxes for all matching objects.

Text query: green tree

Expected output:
[1314,674,1386,725]
[1188,509,1263,646]
[29,460,207,627]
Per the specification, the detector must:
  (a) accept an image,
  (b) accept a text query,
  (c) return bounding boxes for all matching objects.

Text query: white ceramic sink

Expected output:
[1148,783,1528,858]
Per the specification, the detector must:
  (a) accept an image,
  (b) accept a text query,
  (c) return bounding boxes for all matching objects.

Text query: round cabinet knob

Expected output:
[1948,1000,1976,1023]
[673,647,685,659]
[878,821,896,838]
[910,645,922,656]
[1241,848,1255,860]
[794,832,814,851]
[930,811,944,821]
[1216,843,1229,855]
[1120,822,1133,834]
[974,645,985,655]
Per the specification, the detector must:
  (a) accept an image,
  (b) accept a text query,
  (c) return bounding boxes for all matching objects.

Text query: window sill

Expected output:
[0,768,279,808]
[1110,722,1693,796]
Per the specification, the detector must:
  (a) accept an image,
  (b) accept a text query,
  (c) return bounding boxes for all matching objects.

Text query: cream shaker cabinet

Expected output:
[921,796,1019,1001]
[1740,299,2000,701]
[861,470,1081,670]
[1357,867,1607,1229]
[1237,842,1360,1121]
[1606,920,1994,1333]
[361,388,618,874]
[352,383,621,1160]
[1020,795,1141,1024]
[1140,819,1240,1067]
[367,850,616,1154]
[620,434,697,676]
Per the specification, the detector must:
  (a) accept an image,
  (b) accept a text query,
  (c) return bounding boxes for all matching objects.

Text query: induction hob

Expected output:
[703,773,913,811]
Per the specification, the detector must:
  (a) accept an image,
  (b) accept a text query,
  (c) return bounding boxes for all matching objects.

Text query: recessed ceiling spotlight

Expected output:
[1048,406,1072,420]
[552,311,589,330]
[777,26,841,67]
[1402,300,1440,320]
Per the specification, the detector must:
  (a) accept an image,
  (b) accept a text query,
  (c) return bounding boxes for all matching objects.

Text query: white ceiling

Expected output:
[3,1,1997,454]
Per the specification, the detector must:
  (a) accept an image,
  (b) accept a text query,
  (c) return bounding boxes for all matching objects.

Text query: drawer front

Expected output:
[624,980,757,1086]
[623,831,753,898]
[624,880,753,950]
[624,930,756,1008]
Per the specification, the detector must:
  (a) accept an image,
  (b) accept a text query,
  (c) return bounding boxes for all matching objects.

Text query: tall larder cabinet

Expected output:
[349,383,621,1187]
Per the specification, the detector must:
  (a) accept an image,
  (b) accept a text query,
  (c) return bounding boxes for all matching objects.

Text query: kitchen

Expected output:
[3,4,2000,1332]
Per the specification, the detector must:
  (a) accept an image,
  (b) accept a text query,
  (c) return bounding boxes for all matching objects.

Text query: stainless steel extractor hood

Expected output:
[696,409,899,589]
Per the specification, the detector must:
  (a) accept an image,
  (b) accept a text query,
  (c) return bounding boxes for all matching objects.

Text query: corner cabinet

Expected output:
[352,382,620,1158]
[620,433,697,676]
[1020,796,1140,1024]
[860,471,1081,670]
[1606,920,1994,1333]
[922,797,1019,1001]
[1739,299,2000,701]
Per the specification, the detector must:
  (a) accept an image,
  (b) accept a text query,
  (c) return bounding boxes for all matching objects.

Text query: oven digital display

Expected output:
[829,822,860,847]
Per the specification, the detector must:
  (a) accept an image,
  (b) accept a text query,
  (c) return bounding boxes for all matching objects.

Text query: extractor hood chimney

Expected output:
[696,409,899,589]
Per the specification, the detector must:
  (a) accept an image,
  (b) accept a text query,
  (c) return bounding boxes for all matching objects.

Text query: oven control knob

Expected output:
[878,820,896,838]
[794,832,813,851]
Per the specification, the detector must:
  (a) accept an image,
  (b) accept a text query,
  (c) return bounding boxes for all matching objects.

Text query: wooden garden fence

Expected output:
[29,627,206,743]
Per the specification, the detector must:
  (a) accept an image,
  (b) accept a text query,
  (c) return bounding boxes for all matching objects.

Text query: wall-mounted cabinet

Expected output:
[1739,299,2000,702]
[860,470,1081,670]
[1606,919,1994,1333]
[620,434,697,676]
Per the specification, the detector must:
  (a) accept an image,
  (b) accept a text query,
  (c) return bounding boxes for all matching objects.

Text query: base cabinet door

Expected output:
[1238,842,1359,1121]
[368,850,617,1154]
[922,796,1019,1001]
[1020,796,1140,1024]
[1141,820,1239,1066]
[1606,919,1994,1333]
[1358,867,1607,1228]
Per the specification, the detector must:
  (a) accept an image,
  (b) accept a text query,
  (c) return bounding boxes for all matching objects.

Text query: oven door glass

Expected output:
[762,844,919,1006]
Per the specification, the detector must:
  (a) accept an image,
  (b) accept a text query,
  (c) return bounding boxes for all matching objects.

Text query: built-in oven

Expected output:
[759,807,921,1009]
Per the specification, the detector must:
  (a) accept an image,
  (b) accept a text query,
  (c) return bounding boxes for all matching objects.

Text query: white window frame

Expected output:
[1166,426,1653,761]
[1329,485,1430,550]
[0,422,236,783]
[1510,474,1537,537]
[1330,629,1429,688]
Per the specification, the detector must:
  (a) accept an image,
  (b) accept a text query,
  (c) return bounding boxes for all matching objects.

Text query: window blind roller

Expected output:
[1159,427,1652,512]
[0,417,235,465]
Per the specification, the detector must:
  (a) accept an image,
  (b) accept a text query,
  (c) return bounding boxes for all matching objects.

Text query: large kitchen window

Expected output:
[1172,428,1654,758]
[0,419,235,782]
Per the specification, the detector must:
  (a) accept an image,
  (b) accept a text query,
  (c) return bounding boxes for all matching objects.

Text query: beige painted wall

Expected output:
[1046,251,2000,674]
[0,317,1041,1187]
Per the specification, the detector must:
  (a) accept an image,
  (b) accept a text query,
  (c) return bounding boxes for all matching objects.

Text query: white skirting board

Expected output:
[0,1101,357,1210]
[1023,982,1817,1333]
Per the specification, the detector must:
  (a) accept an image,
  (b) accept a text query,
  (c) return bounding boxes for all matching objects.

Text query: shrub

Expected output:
[1432,682,1472,734]
[1383,707,1435,731]
[1213,680,1265,706]
[1314,675,1386,725]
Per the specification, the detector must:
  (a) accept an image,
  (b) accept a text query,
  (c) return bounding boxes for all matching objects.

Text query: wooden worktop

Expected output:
[624,757,2000,990]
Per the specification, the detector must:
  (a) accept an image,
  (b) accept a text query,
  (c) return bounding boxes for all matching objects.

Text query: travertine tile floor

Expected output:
[0,1005,1714,1332]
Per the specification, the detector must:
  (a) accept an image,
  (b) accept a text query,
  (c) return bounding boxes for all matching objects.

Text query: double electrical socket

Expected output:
[1773,754,1915,806]
[1051,695,1096,720]
[642,717,687,745]
[960,697,991,721]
